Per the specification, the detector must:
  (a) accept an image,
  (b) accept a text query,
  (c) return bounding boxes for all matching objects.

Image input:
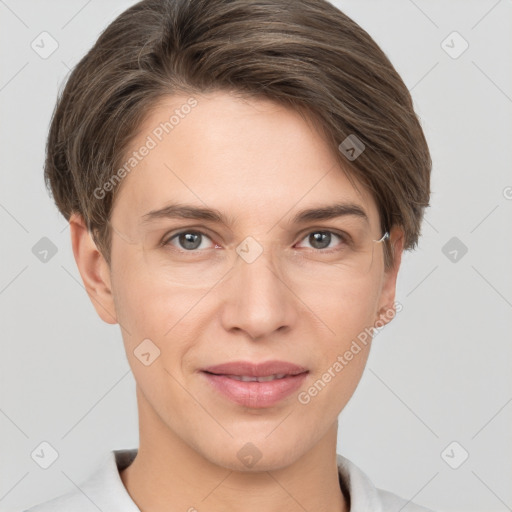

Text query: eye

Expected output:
[295,230,348,251]
[162,229,349,253]
[163,231,217,251]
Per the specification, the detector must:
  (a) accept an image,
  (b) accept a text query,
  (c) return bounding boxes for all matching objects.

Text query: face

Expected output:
[88,90,402,471]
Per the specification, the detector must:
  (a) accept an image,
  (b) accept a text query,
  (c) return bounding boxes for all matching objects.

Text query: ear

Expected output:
[69,213,118,325]
[373,225,405,329]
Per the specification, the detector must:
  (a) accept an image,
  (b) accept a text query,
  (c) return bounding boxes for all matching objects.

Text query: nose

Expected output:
[218,242,298,341]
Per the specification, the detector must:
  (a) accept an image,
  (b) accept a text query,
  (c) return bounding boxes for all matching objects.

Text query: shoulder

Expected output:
[23,449,139,512]
[336,453,436,512]
[22,490,93,512]
[376,488,436,512]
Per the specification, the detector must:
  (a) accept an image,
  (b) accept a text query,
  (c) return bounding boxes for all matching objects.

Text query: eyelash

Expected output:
[161,229,351,254]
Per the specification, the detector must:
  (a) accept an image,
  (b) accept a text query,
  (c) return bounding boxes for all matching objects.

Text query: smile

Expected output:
[223,373,288,382]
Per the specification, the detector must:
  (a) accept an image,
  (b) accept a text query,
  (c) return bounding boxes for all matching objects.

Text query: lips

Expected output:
[224,374,288,382]
[201,360,309,408]
[201,360,308,378]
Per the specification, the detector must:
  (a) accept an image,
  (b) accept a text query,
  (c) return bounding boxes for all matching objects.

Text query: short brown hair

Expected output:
[45,0,431,269]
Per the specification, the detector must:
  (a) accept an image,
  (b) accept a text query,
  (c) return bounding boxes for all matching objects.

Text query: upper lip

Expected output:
[201,360,308,377]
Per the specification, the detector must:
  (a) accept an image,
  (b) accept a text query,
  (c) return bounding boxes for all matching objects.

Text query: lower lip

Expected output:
[201,372,308,408]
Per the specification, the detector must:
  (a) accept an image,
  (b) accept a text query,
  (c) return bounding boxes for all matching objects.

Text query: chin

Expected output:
[199,430,309,473]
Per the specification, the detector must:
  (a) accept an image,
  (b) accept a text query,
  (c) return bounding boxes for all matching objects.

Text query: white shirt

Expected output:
[24,449,435,511]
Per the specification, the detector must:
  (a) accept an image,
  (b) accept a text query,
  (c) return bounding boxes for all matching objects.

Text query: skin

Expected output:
[70,90,404,512]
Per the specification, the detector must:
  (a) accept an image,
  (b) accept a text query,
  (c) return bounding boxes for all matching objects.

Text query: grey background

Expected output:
[1,1,511,511]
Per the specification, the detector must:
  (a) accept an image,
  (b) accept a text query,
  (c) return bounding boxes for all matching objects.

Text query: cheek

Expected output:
[110,268,192,400]
[300,273,380,337]
[111,244,188,334]
[110,259,206,370]
[111,271,163,337]
[298,275,379,400]
[110,268,176,384]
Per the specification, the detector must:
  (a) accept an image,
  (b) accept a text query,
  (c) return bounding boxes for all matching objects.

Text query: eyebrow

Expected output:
[141,202,369,226]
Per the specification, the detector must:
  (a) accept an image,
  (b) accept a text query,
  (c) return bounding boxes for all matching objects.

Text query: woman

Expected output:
[26,0,433,510]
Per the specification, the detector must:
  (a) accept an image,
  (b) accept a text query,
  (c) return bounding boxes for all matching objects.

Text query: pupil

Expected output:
[180,232,201,250]
[310,232,330,249]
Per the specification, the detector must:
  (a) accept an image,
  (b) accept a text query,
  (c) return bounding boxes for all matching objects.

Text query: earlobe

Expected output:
[69,213,118,325]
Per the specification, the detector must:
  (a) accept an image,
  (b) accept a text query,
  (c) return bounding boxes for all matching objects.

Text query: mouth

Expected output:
[201,360,308,378]
[213,373,291,382]
[200,360,309,408]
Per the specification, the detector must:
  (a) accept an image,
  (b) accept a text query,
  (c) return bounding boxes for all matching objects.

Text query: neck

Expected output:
[120,386,348,512]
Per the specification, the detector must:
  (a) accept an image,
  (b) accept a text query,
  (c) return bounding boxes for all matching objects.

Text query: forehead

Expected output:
[110,90,379,232]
